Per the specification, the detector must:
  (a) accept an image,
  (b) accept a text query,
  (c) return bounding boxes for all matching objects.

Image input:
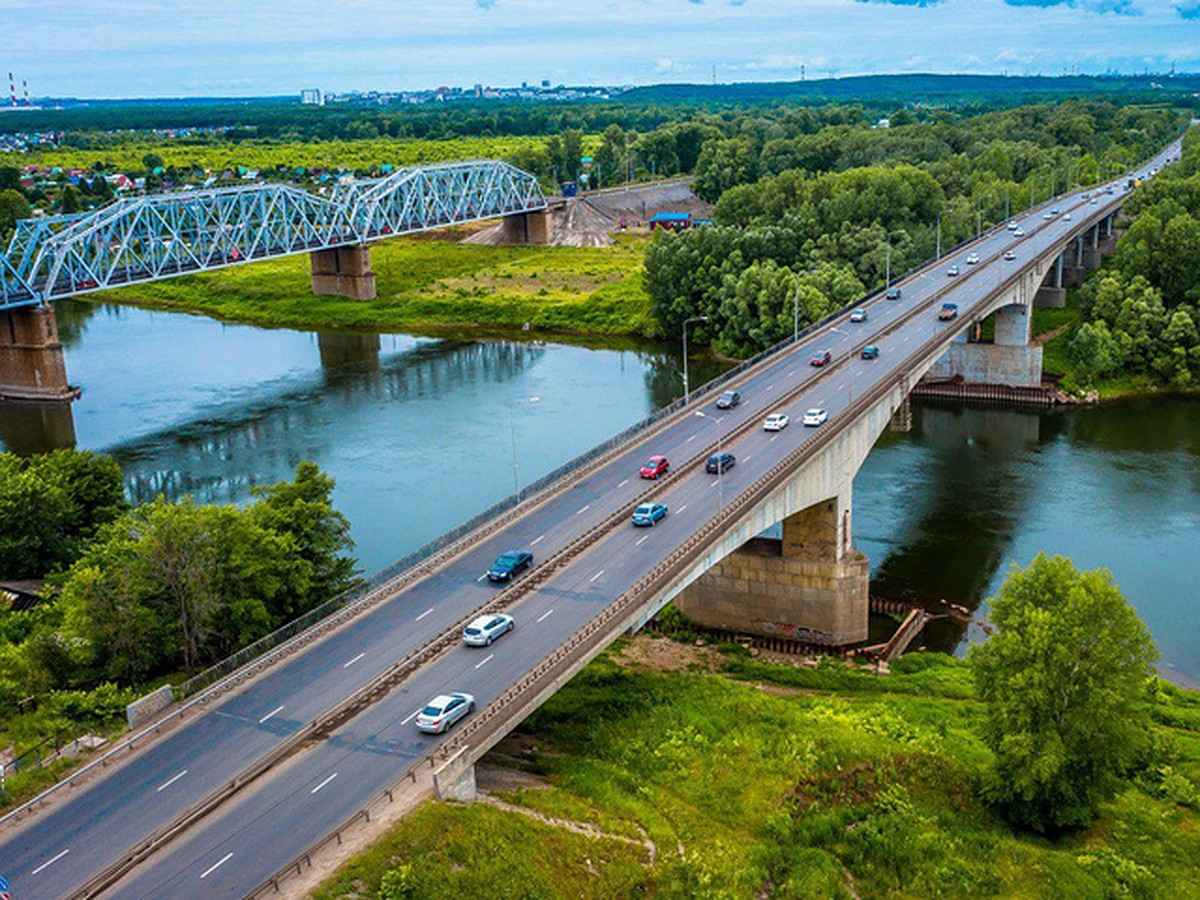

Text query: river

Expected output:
[3,301,1197,684]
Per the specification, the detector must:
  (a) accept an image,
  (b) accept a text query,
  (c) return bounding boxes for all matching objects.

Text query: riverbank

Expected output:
[93,230,656,340]
[313,635,1200,898]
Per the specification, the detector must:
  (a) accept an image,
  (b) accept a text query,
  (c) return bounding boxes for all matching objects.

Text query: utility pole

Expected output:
[682,316,709,403]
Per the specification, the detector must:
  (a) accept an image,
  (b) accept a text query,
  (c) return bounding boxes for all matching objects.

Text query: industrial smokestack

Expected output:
[23,80,29,106]
[8,73,15,107]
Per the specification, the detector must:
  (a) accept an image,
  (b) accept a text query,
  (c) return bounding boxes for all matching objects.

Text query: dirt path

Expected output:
[1034,322,1072,344]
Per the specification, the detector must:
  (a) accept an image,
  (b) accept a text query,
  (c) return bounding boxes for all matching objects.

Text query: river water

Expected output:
[3,301,1197,684]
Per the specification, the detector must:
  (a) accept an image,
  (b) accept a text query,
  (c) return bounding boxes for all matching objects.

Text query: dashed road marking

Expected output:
[677,504,688,513]
[475,654,494,670]
[401,708,422,725]
[342,652,365,669]
[310,772,339,795]
[415,607,434,621]
[156,769,189,792]
[635,534,650,546]
[687,434,698,442]
[531,534,545,546]
[576,504,590,515]
[536,608,554,623]
[259,705,285,724]
[476,574,487,582]
[711,479,720,487]
[589,569,605,583]
[199,852,233,880]
[31,848,69,875]
[617,478,630,487]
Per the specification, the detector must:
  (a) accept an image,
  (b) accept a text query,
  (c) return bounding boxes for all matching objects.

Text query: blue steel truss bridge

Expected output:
[0,159,547,310]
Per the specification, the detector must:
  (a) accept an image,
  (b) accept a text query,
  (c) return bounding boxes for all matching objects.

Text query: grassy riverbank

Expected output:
[314,639,1200,899]
[95,232,656,339]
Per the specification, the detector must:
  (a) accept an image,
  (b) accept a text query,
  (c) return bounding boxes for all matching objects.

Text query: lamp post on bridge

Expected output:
[508,395,540,500]
[792,268,818,343]
[682,316,709,404]
[694,410,726,514]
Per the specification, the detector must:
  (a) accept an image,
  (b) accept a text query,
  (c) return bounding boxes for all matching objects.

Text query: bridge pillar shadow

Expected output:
[0,399,77,453]
[0,305,80,403]
[675,486,869,645]
[311,245,377,300]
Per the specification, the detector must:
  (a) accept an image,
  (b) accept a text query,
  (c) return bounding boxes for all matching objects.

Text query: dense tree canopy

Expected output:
[969,554,1159,833]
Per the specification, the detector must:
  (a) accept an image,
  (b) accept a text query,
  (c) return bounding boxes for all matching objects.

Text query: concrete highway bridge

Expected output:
[0,141,1179,898]
[0,159,548,400]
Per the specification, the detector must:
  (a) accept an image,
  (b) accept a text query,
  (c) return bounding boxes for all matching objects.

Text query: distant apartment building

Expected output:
[300,88,324,106]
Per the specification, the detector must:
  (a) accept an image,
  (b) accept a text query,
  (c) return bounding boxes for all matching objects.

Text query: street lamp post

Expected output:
[694,410,725,513]
[508,395,540,499]
[682,316,709,404]
[935,212,942,260]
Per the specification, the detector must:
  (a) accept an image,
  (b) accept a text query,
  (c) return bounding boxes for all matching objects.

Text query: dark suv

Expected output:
[706,452,736,473]
[716,390,741,409]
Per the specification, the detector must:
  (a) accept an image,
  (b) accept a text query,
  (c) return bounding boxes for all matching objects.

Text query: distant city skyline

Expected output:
[3,0,1199,100]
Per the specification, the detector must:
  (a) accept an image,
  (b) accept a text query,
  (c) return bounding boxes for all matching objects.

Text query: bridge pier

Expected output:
[499,209,552,245]
[1082,224,1104,269]
[433,748,477,803]
[1034,253,1067,309]
[675,486,869,645]
[310,245,377,301]
[0,305,79,403]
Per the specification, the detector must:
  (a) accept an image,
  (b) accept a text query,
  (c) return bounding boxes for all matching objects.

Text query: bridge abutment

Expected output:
[310,245,377,301]
[499,209,552,245]
[675,487,869,645]
[0,305,79,402]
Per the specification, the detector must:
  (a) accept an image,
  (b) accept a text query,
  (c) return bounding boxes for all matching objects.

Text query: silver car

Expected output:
[463,613,515,647]
[416,692,476,734]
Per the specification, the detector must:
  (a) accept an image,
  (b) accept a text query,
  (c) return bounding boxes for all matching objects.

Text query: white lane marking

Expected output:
[475,653,494,670]
[589,569,605,583]
[415,607,434,621]
[742,456,751,463]
[711,479,720,487]
[401,707,422,725]
[156,769,189,792]
[617,478,631,489]
[31,848,70,875]
[531,534,545,546]
[259,705,285,724]
[677,504,688,513]
[310,772,339,795]
[536,608,554,623]
[786,370,795,377]
[199,852,233,880]
[342,652,365,668]
[770,435,779,442]
[837,382,847,390]
[635,534,650,546]
[476,574,487,582]
[686,434,698,442]
[576,504,590,515]
[766,383,774,391]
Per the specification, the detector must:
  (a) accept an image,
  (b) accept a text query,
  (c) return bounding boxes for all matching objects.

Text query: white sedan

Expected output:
[802,408,828,427]
[763,413,789,431]
[416,692,476,734]
[463,613,515,647]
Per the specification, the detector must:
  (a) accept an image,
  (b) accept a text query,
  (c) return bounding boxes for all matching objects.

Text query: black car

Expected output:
[487,550,533,582]
[706,452,736,473]
[716,390,741,410]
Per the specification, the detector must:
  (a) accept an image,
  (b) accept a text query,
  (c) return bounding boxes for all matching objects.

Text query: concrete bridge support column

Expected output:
[310,245,377,300]
[499,209,551,245]
[0,305,78,402]
[434,748,477,803]
[1034,253,1067,309]
[889,395,912,432]
[1082,224,1103,269]
[674,484,869,645]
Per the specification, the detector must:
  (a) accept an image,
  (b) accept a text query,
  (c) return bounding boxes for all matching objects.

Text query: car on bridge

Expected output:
[966,252,980,265]
[1014,227,1025,236]
[706,452,736,473]
[947,265,960,276]
[885,286,902,300]
[802,408,828,426]
[851,309,869,322]
[416,692,476,734]
[1063,213,1072,221]
[487,550,534,583]
[938,303,959,321]
[1003,250,1016,261]
[716,390,741,409]
[639,455,670,479]
[463,613,515,647]
[810,350,832,367]
[1007,221,1019,231]
[860,345,879,360]
[631,502,669,526]
[763,413,789,431]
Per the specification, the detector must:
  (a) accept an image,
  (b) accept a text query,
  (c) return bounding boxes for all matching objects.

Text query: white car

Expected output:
[463,613,515,647]
[1043,212,1055,219]
[1004,250,1016,261]
[1006,221,1019,231]
[802,408,828,427]
[850,309,868,323]
[1063,213,1073,221]
[966,253,980,265]
[763,413,789,431]
[416,692,476,734]
[1014,227,1025,236]
[947,265,960,277]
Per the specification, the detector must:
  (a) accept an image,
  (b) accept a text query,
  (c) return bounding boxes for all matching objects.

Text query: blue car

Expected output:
[632,502,668,526]
[487,550,533,582]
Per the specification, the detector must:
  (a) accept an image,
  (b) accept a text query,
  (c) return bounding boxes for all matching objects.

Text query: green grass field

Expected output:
[94,231,657,339]
[314,642,1200,899]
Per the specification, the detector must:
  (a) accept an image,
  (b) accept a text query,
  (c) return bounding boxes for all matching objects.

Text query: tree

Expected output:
[60,184,83,214]
[0,188,31,241]
[969,554,1159,833]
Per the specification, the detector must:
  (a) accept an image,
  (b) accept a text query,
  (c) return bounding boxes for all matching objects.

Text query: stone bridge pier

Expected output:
[499,209,552,245]
[310,244,377,300]
[0,305,78,402]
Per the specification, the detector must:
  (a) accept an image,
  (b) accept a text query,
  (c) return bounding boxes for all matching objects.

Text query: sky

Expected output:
[2,0,1199,99]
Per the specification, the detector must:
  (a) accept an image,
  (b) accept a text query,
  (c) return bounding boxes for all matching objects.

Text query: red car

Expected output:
[639,455,669,479]
[810,350,832,367]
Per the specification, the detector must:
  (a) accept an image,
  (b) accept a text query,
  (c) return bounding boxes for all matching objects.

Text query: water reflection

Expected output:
[0,401,77,454]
